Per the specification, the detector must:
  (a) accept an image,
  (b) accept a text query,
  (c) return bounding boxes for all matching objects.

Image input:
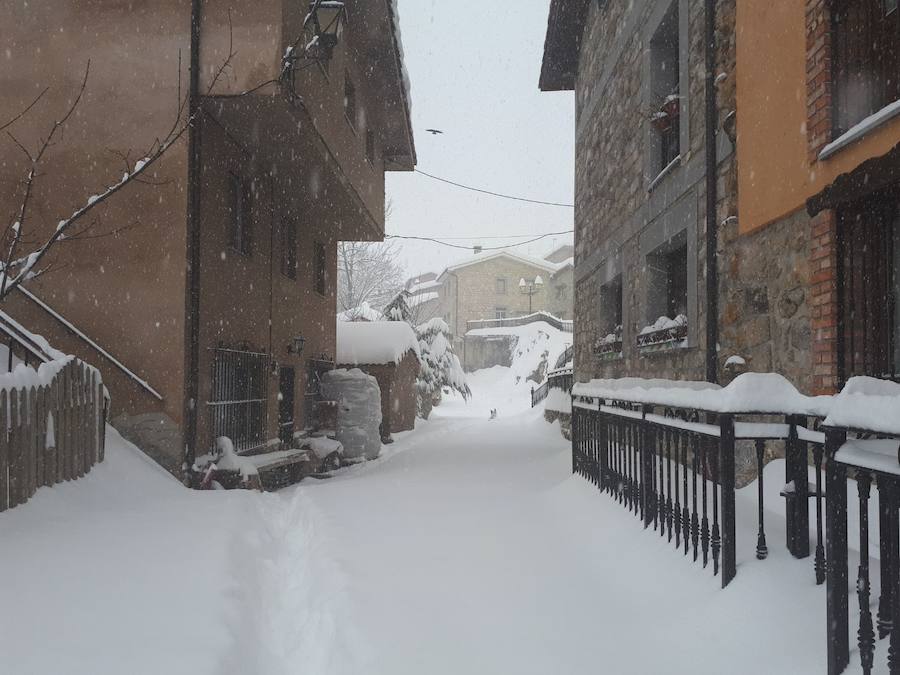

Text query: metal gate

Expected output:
[207,347,269,453]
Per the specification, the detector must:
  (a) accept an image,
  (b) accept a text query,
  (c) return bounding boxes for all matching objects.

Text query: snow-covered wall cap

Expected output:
[466,318,571,337]
[824,376,900,436]
[336,321,421,366]
[573,373,833,417]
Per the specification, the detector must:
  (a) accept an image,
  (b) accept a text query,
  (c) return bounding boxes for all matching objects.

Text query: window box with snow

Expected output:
[637,314,688,351]
[593,328,623,361]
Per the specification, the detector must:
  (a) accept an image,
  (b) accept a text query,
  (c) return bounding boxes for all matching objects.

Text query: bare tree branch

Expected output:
[0,87,49,134]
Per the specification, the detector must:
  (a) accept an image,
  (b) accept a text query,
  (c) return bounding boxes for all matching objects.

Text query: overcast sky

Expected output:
[385,0,575,281]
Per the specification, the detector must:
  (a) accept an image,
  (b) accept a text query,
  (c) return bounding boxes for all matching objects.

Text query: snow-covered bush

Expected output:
[415,318,470,419]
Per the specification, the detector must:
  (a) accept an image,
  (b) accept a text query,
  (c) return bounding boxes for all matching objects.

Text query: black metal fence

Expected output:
[824,424,900,674]
[532,367,574,408]
[571,396,827,589]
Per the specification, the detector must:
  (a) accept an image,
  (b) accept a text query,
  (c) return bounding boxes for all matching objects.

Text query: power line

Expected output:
[414,169,575,208]
[386,230,574,251]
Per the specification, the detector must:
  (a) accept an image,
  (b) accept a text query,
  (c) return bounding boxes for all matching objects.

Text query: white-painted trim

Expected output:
[818,98,900,161]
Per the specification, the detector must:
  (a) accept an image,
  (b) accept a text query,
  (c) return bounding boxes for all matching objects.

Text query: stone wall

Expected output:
[572,0,738,386]
[462,335,515,372]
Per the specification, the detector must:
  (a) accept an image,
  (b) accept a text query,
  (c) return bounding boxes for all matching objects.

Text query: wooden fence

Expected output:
[0,359,107,512]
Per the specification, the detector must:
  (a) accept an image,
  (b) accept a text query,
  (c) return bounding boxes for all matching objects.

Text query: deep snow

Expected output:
[0,367,882,674]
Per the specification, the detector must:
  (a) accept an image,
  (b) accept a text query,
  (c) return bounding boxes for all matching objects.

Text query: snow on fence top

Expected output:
[573,372,833,417]
[0,356,75,393]
[824,376,900,436]
[336,320,421,366]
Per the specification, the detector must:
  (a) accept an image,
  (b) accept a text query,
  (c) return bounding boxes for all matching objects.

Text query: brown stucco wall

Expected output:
[0,1,412,475]
[736,0,900,234]
[0,0,191,472]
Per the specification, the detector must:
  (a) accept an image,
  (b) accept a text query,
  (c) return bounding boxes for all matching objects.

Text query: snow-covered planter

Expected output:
[593,326,623,360]
[636,314,688,351]
[651,94,680,132]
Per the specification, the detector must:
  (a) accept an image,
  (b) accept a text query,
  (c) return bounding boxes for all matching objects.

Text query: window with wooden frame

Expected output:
[496,277,507,294]
[228,172,252,256]
[344,73,357,131]
[314,241,327,295]
[832,0,900,136]
[281,218,297,279]
[837,185,900,383]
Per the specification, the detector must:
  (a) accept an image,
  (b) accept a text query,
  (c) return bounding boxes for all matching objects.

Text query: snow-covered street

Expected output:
[0,365,866,674]
[286,373,833,675]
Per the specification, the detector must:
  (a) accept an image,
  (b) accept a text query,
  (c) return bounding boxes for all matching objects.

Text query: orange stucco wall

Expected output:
[736,0,900,234]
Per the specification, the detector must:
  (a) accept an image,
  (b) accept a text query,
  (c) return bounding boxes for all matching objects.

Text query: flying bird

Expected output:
[425,128,444,135]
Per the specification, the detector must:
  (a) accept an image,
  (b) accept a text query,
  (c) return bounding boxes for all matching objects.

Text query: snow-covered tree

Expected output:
[337,240,405,316]
[415,317,470,419]
[383,289,413,322]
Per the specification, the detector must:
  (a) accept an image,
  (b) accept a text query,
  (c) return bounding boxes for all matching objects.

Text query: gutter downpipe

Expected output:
[184,0,203,485]
[704,0,719,384]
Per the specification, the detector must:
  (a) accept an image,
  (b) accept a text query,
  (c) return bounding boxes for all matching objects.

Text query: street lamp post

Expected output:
[519,275,544,314]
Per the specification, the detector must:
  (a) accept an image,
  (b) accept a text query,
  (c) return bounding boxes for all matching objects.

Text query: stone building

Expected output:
[541,0,899,396]
[540,0,737,386]
[0,0,415,478]
[434,250,574,339]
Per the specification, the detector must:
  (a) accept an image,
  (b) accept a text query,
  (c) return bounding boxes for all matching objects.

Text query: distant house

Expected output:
[336,321,421,440]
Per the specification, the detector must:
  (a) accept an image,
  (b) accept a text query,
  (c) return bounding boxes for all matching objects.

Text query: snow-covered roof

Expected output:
[336,321,421,366]
[408,278,443,294]
[338,302,385,322]
[440,250,563,278]
[386,0,416,167]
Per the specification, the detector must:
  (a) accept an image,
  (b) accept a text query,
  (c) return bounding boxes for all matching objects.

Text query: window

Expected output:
[837,186,899,382]
[344,73,356,130]
[832,0,900,136]
[495,307,508,320]
[281,218,297,279]
[555,283,568,301]
[496,278,507,294]
[650,2,681,171]
[229,172,252,255]
[365,129,376,164]
[646,232,688,324]
[599,275,623,337]
[314,241,327,295]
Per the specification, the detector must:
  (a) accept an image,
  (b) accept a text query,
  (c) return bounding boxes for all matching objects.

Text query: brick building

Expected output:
[0,0,415,478]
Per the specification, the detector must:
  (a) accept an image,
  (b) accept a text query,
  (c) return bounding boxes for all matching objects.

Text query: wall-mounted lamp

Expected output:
[307,1,346,62]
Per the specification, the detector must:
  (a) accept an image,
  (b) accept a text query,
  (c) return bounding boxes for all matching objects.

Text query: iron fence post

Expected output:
[785,414,810,558]
[825,427,849,675]
[719,414,736,587]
